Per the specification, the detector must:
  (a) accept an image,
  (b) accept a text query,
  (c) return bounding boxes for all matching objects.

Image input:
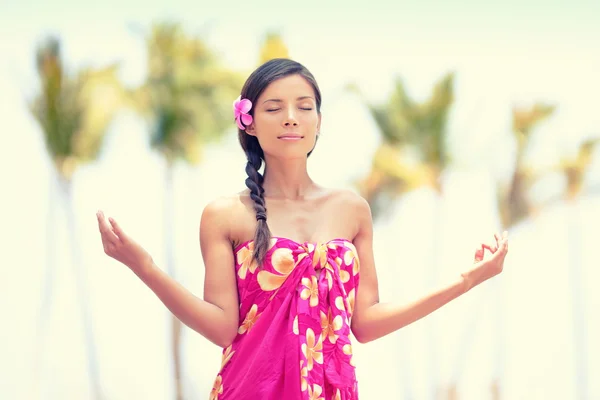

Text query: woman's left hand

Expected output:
[463,231,509,291]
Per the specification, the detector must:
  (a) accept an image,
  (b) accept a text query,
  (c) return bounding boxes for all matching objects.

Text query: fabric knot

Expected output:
[300,242,330,271]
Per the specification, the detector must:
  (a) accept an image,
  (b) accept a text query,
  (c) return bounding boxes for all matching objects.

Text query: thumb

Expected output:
[109,217,128,242]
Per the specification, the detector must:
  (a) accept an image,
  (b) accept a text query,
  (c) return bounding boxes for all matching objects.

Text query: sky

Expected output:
[2,0,599,174]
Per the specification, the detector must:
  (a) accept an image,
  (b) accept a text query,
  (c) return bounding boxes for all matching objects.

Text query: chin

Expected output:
[264,147,314,161]
[263,141,315,159]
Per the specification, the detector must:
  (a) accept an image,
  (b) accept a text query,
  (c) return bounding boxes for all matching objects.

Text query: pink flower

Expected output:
[233,96,253,130]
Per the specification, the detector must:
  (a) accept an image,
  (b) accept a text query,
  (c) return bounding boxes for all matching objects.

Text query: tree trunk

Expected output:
[446,383,458,400]
[165,164,184,400]
[449,225,506,399]
[568,199,588,400]
[32,170,59,399]
[425,192,443,399]
[394,198,414,400]
[490,269,506,400]
[450,295,484,382]
[490,379,500,400]
[63,177,103,400]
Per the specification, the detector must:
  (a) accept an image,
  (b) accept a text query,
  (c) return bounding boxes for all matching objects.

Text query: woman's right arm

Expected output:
[97,199,240,348]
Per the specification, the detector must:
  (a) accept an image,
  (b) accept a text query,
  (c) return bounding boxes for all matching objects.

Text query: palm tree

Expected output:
[129,22,242,400]
[29,35,123,399]
[495,103,555,400]
[357,74,453,212]
[556,137,598,400]
[357,73,455,399]
[557,138,599,200]
[450,102,556,400]
[498,113,596,400]
[259,31,289,64]
[499,103,556,227]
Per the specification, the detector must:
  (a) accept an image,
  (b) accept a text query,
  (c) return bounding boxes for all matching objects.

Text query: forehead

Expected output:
[259,74,315,101]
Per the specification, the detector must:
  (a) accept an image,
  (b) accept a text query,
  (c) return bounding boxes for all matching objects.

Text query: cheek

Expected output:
[253,113,280,131]
[300,114,320,129]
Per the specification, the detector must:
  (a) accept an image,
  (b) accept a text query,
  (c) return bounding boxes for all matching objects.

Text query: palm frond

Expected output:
[29,36,122,179]
[131,22,243,165]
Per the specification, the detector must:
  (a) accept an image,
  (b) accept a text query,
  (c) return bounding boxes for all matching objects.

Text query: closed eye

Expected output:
[266,107,312,112]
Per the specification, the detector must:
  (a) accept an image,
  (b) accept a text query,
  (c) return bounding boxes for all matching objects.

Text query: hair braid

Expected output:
[244,139,271,267]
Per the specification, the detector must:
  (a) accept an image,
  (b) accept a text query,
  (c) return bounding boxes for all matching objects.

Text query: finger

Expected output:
[482,242,497,253]
[476,243,494,261]
[96,211,114,235]
[496,232,504,248]
[499,231,509,250]
[474,246,484,262]
[501,238,509,255]
[97,211,119,244]
[109,217,128,242]
[495,238,509,260]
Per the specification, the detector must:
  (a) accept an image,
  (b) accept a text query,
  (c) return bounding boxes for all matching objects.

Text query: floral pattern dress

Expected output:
[209,237,361,400]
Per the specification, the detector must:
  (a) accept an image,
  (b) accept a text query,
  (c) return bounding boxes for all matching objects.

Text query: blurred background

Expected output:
[1,0,599,399]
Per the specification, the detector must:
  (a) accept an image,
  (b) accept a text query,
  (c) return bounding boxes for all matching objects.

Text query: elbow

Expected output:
[213,334,236,349]
[351,322,373,344]
[215,338,234,349]
[215,326,239,349]
[353,332,373,344]
[197,319,238,349]
[213,312,239,348]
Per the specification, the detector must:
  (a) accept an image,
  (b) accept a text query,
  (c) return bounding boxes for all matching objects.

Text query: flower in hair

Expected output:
[233,96,253,130]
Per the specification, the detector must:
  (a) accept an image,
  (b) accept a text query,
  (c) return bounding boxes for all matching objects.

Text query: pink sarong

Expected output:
[209,237,361,400]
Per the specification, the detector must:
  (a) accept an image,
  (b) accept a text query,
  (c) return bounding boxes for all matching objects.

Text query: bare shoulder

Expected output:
[323,188,373,239]
[327,188,372,220]
[200,192,250,240]
[204,192,249,211]
[200,190,258,249]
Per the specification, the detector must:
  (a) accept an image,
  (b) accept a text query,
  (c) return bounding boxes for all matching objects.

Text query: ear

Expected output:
[245,123,257,136]
[316,113,322,136]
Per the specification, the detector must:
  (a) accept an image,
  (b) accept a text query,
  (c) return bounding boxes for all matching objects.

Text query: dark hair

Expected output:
[237,58,322,267]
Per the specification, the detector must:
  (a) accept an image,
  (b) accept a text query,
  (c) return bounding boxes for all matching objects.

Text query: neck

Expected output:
[262,156,316,200]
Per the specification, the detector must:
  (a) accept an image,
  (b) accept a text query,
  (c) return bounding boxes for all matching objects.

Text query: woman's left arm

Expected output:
[349,197,509,344]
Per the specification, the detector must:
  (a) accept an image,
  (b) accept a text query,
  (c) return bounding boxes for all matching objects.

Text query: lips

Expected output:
[278,133,303,140]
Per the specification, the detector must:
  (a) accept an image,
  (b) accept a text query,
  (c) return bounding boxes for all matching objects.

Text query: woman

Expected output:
[96,58,509,400]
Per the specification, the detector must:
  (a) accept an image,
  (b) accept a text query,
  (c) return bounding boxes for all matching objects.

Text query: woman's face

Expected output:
[245,74,321,160]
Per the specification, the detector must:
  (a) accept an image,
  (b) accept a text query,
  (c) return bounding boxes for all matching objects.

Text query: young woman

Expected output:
[96,58,509,400]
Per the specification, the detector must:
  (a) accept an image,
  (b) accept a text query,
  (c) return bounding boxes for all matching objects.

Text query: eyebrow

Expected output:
[262,96,315,104]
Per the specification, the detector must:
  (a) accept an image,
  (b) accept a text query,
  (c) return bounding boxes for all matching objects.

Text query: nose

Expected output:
[283,106,298,127]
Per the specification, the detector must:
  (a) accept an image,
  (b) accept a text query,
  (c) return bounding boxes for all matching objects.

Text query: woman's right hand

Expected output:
[96,210,154,274]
